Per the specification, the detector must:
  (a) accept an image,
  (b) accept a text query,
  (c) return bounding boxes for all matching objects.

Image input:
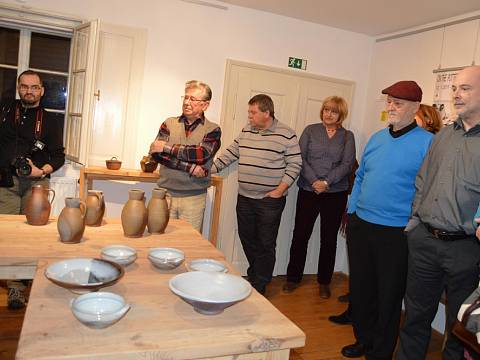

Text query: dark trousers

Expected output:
[236,194,286,293]
[397,223,480,360]
[286,188,348,284]
[347,213,408,360]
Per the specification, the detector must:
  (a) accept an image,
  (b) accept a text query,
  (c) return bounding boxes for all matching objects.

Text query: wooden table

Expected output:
[0,215,305,360]
[78,166,223,246]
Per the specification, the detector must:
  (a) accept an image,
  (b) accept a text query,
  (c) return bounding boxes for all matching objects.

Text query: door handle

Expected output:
[94,89,100,101]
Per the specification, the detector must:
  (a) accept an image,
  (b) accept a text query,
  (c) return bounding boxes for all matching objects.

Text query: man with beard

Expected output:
[341,81,433,359]
[149,80,221,232]
[0,70,65,309]
[397,66,480,359]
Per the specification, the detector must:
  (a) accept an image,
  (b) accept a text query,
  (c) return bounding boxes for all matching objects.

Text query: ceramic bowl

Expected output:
[169,271,251,315]
[45,258,124,292]
[105,157,122,170]
[187,259,227,273]
[148,247,185,270]
[101,245,137,266]
[71,292,130,329]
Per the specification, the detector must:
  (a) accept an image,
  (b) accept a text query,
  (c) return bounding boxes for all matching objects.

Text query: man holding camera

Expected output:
[0,70,65,309]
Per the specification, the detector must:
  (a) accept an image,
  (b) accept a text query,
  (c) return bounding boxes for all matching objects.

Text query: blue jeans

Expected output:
[236,194,286,294]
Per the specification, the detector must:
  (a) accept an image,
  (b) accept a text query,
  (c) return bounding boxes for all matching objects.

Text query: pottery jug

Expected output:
[85,190,105,226]
[24,185,55,226]
[140,155,158,173]
[147,187,171,234]
[121,189,148,238]
[57,197,86,243]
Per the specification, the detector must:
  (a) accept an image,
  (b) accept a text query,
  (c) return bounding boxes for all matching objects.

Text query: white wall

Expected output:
[2,0,373,160]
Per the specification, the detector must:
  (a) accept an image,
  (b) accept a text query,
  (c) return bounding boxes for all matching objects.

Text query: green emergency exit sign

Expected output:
[288,57,307,70]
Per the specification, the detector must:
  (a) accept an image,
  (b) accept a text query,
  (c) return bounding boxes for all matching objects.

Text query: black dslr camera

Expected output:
[12,140,46,177]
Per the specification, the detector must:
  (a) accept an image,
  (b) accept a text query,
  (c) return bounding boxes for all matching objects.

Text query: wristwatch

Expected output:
[40,169,47,179]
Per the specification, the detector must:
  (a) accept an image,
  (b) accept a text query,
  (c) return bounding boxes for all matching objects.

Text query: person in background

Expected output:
[0,70,65,310]
[149,80,221,232]
[341,81,433,359]
[415,103,442,134]
[282,96,356,299]
[397,66,480,360]
[329,101,442,326]
[203,94,302,295]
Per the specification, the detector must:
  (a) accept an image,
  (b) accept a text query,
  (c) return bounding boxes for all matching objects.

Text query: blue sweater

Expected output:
[348,126,433,227]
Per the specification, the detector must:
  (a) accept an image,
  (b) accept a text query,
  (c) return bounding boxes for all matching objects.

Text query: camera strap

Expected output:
[14,102,44,139]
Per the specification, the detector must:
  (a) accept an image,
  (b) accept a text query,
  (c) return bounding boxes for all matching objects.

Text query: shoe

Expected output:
[282,281,299,293]
[338,292,349,303]
[328,308,352,325]
[341,342,366,358]
[319,284,331,299]
[8,287,26,310]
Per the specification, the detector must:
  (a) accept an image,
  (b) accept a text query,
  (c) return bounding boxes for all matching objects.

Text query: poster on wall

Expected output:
[433,69,460,126]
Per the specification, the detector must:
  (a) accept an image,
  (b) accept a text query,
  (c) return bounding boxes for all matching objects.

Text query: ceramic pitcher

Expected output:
[147,187,171,234]
[57,197,86,243]
[121,189,148,238]
[24,185,55,226]
[140,155,158,173]
[85,190,105,226]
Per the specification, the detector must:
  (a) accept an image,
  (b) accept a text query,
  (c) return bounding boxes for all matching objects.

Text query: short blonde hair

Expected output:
[185,80,212,101]
[320,96,349,124]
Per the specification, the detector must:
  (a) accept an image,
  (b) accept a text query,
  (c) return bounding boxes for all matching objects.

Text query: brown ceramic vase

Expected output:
[24,185,55,226]
[121,189,148,238]
[140,155,158,173]
[85,190,105,226]
[147,187,170,234]
[57,197,86,243]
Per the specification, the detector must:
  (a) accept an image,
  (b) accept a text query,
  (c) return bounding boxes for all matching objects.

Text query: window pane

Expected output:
[0,27,20,66]
[40,73,68,110]
[30,33,70,72]
[0,67,18,105]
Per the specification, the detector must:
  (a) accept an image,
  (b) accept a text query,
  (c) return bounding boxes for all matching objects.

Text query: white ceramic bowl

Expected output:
[187,259,227,273]
[71,292,130,329]
[148,248,184,270]
[44,258,124,292]
[169,271,251,315]
[101,245,137,266]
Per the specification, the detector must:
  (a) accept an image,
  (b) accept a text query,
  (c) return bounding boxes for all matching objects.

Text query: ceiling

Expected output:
[217,0,480,36]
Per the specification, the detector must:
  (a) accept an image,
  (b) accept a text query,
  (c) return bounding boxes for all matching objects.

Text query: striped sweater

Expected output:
[212,119,302,199]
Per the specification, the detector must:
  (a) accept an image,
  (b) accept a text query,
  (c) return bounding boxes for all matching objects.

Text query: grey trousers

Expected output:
[0,176,50,215]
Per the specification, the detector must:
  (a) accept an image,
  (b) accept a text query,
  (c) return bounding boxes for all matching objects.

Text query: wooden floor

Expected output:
[0,275,443,360]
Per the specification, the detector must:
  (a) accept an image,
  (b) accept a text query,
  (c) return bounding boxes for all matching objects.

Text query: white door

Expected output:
[217,60,354,276]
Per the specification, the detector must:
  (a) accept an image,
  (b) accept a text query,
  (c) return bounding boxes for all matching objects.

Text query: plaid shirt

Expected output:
[155,115,221,174]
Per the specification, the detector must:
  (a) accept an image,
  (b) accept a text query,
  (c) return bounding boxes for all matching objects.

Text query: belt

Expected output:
[424,223,470,241]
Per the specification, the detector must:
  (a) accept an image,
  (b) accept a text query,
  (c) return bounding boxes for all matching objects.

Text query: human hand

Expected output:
[312,180,328,194]
[191,166,207,177]
[265,188,285,198]
[25,159,43,178]
[149,140,166,154]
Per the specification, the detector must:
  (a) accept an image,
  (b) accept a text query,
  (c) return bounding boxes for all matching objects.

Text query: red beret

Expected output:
[382,81,422,102]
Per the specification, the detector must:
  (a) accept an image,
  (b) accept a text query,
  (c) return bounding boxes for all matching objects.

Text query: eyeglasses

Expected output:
[323,107,339,115]
[19,84,42,92]
[181,95,207,103]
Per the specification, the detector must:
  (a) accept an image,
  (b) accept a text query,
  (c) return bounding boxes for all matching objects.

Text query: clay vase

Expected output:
[147,187,171,234]
[24,185,55,226]
[140,155,158,173]
[121,189,148,238]
[85,190,105,226]
[57,197,86,244]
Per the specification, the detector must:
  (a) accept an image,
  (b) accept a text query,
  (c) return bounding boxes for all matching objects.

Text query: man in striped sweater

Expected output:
[211,94,302,294]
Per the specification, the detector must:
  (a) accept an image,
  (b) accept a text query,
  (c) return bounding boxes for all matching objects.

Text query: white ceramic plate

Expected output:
[187,259,227,272]
[169,271,251,315]
[45,258,124,291]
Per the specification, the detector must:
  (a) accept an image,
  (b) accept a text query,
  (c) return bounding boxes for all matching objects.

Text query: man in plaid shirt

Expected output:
[150,80,221,232]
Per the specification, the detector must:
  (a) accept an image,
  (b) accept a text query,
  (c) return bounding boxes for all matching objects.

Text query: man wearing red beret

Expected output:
[397,66,480,359]
[341,81,433,359]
